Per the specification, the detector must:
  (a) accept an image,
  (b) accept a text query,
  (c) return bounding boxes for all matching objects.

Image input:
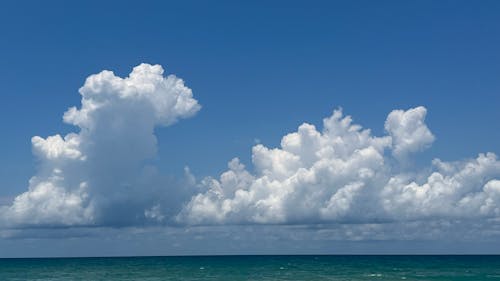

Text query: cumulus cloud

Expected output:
[0,63,200,227]
[1,64,499,235]
[385,106,435,160]
[178,107,500,225]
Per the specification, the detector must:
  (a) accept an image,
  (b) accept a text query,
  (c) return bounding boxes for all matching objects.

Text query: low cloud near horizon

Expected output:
[1,64,499,241]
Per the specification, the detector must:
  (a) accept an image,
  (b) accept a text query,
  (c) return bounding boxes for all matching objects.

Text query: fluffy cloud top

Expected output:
[0,64,200,227]
[178,108,500,225]
[385,106,435,160]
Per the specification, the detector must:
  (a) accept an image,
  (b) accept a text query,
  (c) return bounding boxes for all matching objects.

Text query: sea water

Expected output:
[0,255,499,280]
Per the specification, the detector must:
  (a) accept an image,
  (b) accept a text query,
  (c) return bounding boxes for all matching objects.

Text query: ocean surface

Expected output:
[0,255,499,280]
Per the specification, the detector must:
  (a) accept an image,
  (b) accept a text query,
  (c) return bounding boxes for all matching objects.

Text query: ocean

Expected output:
[0,255,499,280]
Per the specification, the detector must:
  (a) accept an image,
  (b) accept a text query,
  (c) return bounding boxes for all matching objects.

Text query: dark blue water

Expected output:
[0,255,499,280]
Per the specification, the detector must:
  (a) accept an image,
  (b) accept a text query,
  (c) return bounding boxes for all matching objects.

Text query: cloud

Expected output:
[0,64,499,237]
[177,107,500,225]
[385,106,435,160]
[3,222,500,256]
[0,63,200,228]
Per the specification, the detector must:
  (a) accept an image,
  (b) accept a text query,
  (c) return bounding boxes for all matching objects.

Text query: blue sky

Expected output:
[0,0,499,257]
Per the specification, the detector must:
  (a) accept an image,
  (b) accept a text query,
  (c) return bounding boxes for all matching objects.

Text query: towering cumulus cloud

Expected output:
[178,107,500,225]
[0,64,200,227]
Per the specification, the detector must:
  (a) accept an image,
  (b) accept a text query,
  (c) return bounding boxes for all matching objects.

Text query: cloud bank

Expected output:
[1,64,499,234]
[178,107,500,225]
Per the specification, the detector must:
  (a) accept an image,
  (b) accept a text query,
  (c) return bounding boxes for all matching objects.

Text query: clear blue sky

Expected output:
[0,0,499,256]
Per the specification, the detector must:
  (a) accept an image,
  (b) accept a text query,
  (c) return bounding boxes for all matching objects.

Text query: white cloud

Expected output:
[0,63,200,227]
[32,134,84,161]
[385,106,435,160]
[178,107,500,225]
[1,63,499,235]
[383,154,500,220]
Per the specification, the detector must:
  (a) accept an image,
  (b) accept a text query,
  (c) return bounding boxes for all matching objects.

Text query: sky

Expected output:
[0,0,499,257]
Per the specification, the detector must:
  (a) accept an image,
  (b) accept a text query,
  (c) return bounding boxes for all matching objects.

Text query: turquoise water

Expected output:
[0,255,499,280]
